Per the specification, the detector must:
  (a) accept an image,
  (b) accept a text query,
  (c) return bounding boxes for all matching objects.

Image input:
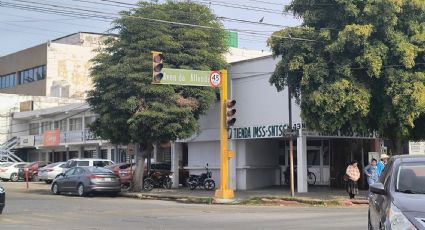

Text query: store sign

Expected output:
[409,141,425,155]
[20,100,34,112]
[229,123,304,139]
[19,135,35,147]
[228,123,378,140]
[302,130,380,139]
[43,129,60,146]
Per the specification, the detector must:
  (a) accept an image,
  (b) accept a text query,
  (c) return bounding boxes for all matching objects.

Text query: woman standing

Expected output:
[346,160,360,199]
[364,158,379,186]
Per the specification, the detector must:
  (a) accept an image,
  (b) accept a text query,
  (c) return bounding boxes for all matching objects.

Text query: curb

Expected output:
[120,192,368,206]
[120,192,215,204]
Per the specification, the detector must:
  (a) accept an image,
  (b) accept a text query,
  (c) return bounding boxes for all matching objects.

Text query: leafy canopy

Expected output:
[87,1,228,146]
[268,0,425,141]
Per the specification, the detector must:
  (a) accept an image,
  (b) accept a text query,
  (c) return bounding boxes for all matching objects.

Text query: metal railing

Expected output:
[0,137,24,162]
[31,129,101,146]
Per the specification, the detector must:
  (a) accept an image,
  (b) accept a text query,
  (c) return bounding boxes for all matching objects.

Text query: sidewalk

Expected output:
[121,186,369,206]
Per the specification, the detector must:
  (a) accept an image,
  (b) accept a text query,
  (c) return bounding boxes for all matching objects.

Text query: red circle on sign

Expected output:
[209,71,222,88]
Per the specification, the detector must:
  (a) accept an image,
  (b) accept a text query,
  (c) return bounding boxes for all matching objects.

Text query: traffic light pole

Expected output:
[215,69,235,200]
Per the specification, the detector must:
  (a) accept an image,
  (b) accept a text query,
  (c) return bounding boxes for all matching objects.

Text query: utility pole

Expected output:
[215,69,235,200]
[288,73,295,197]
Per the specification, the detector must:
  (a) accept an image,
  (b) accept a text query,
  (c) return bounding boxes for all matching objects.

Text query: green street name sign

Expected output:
[158,68,212,86]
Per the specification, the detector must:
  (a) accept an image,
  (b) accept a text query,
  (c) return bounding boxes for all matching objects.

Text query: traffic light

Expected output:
[226,99,236,127]
[152,51,163,83]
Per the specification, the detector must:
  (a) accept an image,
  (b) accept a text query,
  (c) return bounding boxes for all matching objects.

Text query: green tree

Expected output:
[87,1,228,191]
[268,0,425,153]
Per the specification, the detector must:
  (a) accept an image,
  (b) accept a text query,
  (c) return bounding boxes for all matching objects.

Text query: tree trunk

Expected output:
[130,143,153,192]
[391,138,403,155]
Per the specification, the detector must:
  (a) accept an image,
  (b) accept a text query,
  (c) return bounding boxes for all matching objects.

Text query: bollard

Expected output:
[24,168,29,189]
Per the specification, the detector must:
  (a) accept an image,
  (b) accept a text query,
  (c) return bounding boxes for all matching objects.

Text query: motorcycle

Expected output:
[186,164,215,190]
[143,170,173,191]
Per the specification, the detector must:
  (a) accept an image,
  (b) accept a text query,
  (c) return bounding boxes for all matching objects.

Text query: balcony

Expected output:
[17,129,102,148]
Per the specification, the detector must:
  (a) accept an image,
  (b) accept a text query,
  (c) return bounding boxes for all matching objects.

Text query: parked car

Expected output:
[51,166,120,197]
[0,184,4,214]
[0,162,28,182]
[368,155,425,230]
[64,158,114,169]
[38,162,67,184]
[108,162,189,188]
[18,161,49,181]
[106,163,135,189]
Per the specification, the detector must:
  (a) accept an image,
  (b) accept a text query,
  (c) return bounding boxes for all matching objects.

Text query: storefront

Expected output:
[171,55,381,192]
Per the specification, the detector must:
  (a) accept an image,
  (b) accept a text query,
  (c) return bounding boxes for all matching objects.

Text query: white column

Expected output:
[78,146,83,158]
[153,144,158,162]
[297,132,308,193]
[171,142,182,188]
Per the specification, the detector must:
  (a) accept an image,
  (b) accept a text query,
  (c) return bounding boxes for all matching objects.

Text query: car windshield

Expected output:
[396,163,425,194]
[87,167,113,174]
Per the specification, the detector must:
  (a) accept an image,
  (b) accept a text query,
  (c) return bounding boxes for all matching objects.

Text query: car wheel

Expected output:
[52,183,61,195]
[32,173,39,182]
[77,183,86,197]
[45,180,52,184]
[10,173,19,182]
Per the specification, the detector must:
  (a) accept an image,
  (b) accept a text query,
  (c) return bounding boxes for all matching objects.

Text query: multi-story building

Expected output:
[0,32,106,99]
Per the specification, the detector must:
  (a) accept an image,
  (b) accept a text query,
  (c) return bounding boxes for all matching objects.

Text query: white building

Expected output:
[171,55,381,192]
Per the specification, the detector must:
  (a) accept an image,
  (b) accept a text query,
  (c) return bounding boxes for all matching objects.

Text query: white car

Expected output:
[38,162,67,184]
[0,162,28,182]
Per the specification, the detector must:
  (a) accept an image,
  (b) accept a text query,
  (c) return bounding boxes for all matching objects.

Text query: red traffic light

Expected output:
[226,99,236,108]
[226,99,236,127]
[153,53,163,63]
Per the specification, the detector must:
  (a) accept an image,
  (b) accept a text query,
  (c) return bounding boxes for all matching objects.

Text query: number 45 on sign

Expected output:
[210,71,222,88]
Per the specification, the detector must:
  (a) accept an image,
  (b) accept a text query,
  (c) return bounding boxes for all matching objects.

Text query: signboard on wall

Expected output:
[409,141,425,155]
[228,123,379,140]
[20,100,34,112]
[19,135,35,147]
[43,129,60,146]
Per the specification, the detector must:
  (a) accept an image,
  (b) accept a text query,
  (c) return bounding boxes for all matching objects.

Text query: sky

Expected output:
[0,0,302,56]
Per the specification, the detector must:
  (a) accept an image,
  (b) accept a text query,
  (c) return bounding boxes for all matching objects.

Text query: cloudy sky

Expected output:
[0,0,302,56]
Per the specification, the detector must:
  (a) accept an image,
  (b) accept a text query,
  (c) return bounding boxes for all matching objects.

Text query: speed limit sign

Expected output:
[209,71,222,88]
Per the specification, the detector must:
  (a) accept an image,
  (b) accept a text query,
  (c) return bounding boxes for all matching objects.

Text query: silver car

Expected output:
[38,162,67,184]
[51,166,120,197]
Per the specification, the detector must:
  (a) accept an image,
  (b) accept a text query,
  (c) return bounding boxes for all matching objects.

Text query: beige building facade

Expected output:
[0,32,105,99]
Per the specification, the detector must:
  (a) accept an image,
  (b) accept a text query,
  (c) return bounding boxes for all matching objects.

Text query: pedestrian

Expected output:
[345,160,360,199]
[377,153,389,176]
[364,158,379,186]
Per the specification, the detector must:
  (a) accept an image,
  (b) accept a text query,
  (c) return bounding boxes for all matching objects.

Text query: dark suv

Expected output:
[368,155,425,230]
[18,161,49,181]
[0,184,5,214]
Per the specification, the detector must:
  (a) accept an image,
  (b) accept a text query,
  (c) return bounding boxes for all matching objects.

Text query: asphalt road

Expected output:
[0,182,367,230]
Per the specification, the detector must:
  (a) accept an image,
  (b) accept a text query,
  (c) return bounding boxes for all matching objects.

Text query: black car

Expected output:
[51,166,120,197]
[0,184,5,214]
[368,155,425,230]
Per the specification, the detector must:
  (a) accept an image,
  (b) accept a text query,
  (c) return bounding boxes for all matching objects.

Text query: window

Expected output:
[76,161,89,166]
[29,123,40,135]
[0,73,17,89]
[307,149,321,166]
[69,118,82,131]
[40,121,52,133]
[19,65,46,85]
[84,116,97,129]
[54,120,67,131]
